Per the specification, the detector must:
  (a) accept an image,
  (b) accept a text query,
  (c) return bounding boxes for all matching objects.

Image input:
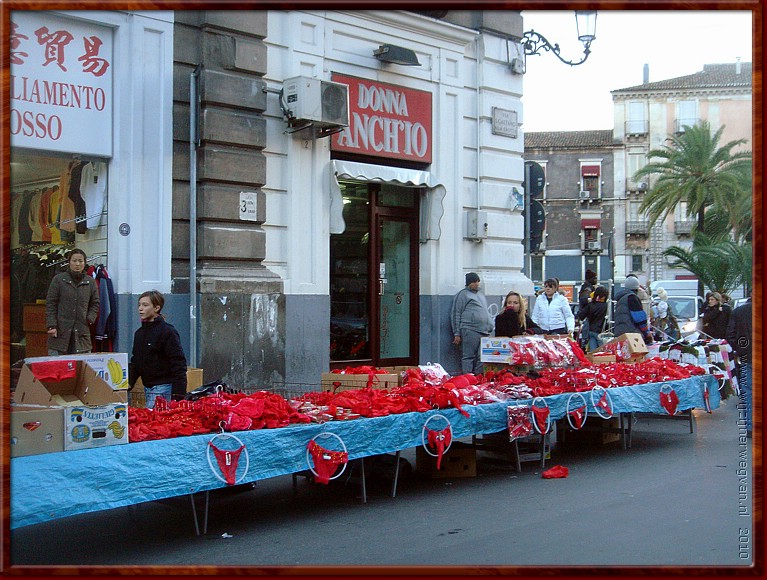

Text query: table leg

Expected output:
[359,457,367,504]
[391,450,401,498]
[189,494,201,537]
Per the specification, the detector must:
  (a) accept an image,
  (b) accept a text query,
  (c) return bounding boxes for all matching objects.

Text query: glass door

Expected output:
[329,181,419,367]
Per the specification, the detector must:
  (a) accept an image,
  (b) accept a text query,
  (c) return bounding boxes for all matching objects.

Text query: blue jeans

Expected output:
[588,331,600,352]
[739,363,752,431]
[145,384,173,410]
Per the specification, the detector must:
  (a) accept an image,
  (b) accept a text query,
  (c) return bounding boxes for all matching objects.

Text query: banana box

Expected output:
[25,353,129,390]
[12,360,129,456]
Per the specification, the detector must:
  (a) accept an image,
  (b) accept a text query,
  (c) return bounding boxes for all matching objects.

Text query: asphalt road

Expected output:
[9,393,753,570]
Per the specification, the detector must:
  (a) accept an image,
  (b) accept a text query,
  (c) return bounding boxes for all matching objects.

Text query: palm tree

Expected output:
[663,233,752,296]
[634,121,752,235]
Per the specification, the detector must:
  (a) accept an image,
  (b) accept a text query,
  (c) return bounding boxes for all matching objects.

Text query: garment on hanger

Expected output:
[28,190,44,242]
[58,161,77,234]
[80,161,107,229]
[68,161,87,234]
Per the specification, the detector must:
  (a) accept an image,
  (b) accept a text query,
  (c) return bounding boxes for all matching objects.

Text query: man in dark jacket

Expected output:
[612,277,653,344]
[726,295,752,437]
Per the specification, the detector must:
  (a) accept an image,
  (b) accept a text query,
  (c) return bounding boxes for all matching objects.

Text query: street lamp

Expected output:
[523,10,598,66]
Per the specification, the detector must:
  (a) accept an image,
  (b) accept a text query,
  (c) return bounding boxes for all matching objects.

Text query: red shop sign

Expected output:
[331,73,432,163]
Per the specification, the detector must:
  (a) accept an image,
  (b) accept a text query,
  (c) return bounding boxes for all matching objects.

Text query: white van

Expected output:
[650,279,700,298]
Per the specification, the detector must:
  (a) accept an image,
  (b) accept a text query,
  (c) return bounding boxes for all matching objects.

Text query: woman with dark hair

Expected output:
[45,248,100,355]
[577,285,609,351]
[129,290,187,409]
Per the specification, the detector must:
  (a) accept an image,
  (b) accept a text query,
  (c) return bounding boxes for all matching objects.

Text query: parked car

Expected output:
[665,295,705,339]
[731,297,750,310]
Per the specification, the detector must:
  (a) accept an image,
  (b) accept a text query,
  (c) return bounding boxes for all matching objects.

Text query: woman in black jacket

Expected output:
[577,285,609,351]
[130,290,187,409]
[702,292,731,339]
[495,291,540,337]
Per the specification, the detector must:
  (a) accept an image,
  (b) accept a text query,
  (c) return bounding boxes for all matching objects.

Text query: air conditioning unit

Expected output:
[282,76,349,128]
[579,190,591,200]
[586,241,601,250]
[509,58,525,75]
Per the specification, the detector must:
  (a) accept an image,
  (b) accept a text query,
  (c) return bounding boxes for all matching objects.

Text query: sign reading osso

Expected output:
[10,12,113,156]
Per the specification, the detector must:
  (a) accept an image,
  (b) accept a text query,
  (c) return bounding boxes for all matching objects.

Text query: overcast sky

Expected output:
[521,10,754,132]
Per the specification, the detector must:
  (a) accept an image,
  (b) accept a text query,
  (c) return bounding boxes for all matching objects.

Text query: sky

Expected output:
[521,10,754,132]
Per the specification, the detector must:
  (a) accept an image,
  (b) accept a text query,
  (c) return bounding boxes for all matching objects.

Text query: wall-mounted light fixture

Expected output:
[374,44,421,66]
[523,10,597,67]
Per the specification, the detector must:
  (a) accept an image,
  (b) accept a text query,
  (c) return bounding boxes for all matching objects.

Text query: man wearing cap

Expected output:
[578,269,598,310]
[451,272,493,374]
[613,276,653,344]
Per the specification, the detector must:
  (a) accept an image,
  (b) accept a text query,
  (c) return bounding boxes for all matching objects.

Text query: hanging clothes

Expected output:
[89,264,117,352]
[17,191,35,245]
[27,190,44,242]
[68,161,88,234]
[80,161,108,229]
[38,187,54,243]
[49,186,63,244]
[58,160,78,237]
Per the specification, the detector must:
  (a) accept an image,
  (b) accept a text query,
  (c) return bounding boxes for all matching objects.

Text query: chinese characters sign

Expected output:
[331,73,432,163]
[10,12,113,156]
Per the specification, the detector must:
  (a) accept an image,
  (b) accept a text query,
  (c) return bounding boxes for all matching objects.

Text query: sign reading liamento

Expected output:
[10,12,113,156]
[331,73,432,164]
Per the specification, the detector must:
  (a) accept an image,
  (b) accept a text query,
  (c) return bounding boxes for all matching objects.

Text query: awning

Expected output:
[330,160,446,241]
[581,165,600,177]
[581,218,601,229]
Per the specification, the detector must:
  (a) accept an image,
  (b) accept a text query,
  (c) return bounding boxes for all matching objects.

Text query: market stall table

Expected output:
[11,374,719,532]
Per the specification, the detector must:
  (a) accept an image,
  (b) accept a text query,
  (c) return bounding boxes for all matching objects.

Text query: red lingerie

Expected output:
[569,405,586,430]
[595,391,613,417]
[660,388,679,415]
[426,426,452,470]
[209,441,246,485]
[28,360,77,382]
[531,404,550,434]
[307,439,348,484]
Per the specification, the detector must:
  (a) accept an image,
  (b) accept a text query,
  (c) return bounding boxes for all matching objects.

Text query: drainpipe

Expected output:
[189,65,201,367]
[475,35,483,213]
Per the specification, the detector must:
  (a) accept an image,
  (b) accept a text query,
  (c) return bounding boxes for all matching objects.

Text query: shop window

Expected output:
[10,149,109,347]
[632,254,644,272]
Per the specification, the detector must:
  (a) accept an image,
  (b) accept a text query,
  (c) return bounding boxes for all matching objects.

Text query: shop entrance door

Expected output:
[330,182,419,368]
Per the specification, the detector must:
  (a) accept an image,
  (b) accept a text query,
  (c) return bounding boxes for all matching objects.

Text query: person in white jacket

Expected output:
[531,278,575,335]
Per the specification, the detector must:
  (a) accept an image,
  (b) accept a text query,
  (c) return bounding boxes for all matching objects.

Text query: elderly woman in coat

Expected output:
[45,248,100,355]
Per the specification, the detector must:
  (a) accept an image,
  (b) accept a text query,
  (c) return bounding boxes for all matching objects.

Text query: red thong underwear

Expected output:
[209,441,246,485]
[569,405,586,430]
[426,426,452,470]
[307,439,348,484]
[531,405,550,433]
[596,391,613,416]
[28,360,77,382]
[660,388,679,415]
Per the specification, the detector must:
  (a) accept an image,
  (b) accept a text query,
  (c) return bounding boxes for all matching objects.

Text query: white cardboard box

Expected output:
[480,337,514,363]
[26,353,130,390]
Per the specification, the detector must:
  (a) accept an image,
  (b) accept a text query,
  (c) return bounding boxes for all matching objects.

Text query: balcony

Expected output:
[625,220,649,235]
[674,220,695,236]
[674,118,699,134]
[625,120,648,136]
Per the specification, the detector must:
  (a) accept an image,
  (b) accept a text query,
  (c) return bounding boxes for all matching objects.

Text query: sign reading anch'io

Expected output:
[331,73,432,164]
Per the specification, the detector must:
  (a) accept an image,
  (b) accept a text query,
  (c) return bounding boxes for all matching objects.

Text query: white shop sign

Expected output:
[10,12,113,156]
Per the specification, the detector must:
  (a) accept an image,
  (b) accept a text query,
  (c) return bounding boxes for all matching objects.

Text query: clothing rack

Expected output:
[46,212,103,229]
[47,252,107,268]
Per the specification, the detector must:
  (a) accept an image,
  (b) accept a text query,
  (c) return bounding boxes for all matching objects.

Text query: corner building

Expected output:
[10,10,534,385]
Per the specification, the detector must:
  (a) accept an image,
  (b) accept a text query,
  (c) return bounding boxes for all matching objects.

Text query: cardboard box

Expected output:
[593,332,648,360]
[416,442,477,478]
[321,372,399,392]
[587,353,617,365]
[379,366,418,386]
[26,353,130,390]
[132,367,205,394]
[480,337,514,363]
[12,360,129,456]
[10,405,65,457]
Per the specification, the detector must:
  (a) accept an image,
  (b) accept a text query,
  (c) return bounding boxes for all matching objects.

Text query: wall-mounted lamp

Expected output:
[523,10,597,67]
[374,44,421,66]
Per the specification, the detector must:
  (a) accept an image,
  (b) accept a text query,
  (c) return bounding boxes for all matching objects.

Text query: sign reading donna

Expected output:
[10,12,113,156]
[331,73,432,163]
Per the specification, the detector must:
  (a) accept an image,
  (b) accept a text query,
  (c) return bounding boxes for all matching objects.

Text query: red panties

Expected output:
[660,388,679,415]
[426,426,452,470]
[569,405,586,429]
[209,441,245,485]
[307,439,348,484]
[595,391,613,416]
[531,405,550,433]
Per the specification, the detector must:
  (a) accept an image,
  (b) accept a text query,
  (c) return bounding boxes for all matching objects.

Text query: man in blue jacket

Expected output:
[451,272,493,374]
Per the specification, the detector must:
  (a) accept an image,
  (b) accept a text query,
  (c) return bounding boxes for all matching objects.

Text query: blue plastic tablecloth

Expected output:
[10,374,719,529]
